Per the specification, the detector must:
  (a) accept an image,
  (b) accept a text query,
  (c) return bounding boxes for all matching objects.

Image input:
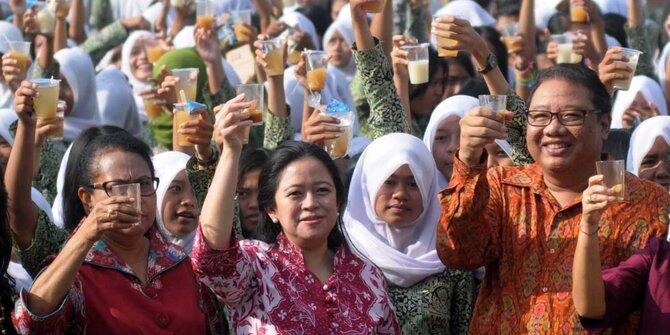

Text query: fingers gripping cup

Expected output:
[432,14,464,58]
[596,160,626,202]
[500,23,523,54]
[479,94,510,122]
[259,38,286,77]
[305,50,329,92]
[611,48,642,91]
[323,99,354,159]
[401,43,430,85]
[110,183,142,219]
[171,68,199,102]
[552,33,575,64]
[32,78,60,120]
[173,103,198,147]
[236,84,265,125]
[8,41,31,73]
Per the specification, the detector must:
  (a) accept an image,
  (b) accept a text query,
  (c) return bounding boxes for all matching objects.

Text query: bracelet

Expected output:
[579,225,600,236]
[196,145,219,167]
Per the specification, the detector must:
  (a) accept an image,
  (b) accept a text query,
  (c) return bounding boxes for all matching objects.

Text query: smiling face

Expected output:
[238,168,262,236]
[130,40,152,82]
[432,115,460,180]
[266,157,340,250]
[161,170,198,237]
[78,149,157,239]
[326,30,351,68]
[374,165,424,227]
[638,136,670,190]
[527,79,609,175]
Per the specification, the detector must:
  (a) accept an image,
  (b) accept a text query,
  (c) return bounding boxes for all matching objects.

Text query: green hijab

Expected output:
[149,48,208,149]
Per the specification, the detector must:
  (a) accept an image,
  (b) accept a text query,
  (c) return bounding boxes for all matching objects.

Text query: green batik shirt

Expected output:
[388,268,475,334]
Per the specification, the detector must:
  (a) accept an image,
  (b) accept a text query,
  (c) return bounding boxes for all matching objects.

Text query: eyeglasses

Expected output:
[639,153,670,172]
[526,109,601,127]
[88,177,160,197]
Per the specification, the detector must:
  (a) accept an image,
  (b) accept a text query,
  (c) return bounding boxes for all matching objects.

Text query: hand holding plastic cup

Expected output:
[236,84,265,125]
[171,68,199,102]
[305,50,329,92]
[32,78,60,120]
[500,23,523,54]
[110,183,142,219]
[196,0,216,30]
[173,102,198,147]
[595,160,625,202]
[7,41,32,72]
[259,38,286,76]
[322,99,354,159]
[611,48,642,91]
[401,43,429,85]
[551,33,574,64]
[432,15,465,57]
[479,95,510,123]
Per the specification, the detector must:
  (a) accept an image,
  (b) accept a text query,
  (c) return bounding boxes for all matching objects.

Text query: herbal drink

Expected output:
[236,84,265,125]
[173,103,197,146]
[324,119,352,159]
[7,41,31,72]
[146,46,166,64]
[306,68,327,91]
[260,38,285,76]
[32,79,60,120]
[570,4,588,23]
[172,68,199,101]
[143,99,165,120]
[403,43,430,85]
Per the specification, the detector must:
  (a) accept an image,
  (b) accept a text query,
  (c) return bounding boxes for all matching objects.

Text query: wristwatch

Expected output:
[477,52,498,75]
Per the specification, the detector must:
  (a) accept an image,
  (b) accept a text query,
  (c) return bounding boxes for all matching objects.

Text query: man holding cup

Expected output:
[437,63,669,333]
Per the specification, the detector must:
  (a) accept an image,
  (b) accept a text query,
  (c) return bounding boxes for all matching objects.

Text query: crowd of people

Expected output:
[0,0,668,333]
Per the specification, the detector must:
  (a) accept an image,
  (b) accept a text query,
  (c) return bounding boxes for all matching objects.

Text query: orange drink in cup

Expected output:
[570,2,588,23]
[305,50,329,92]
[230,10,252,43]
[360,0,387,13]
[259,38,286,76]
[171,68,199,101]
[32,78,60,120]
[432,14,463,57]
[236,84,265,125]
[143,98,166,120]
[196,0,216,30]
[173,103,198,146]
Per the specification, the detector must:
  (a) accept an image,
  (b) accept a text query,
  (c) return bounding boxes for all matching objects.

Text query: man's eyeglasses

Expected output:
[526,109,601,127]
[87,177,160,197]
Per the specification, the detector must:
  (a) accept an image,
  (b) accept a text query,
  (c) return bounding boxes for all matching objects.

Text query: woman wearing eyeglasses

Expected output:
[9,81,226,333]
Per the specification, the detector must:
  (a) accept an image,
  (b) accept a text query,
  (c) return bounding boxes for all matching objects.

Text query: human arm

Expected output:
[53,3,68,53]
[624,0,655,79]
[598,47,635,95]
[198,94,252,251]
[390,35,412,123]
[449,270,475,334]
[69,0,86,43]
[370,0,393,59]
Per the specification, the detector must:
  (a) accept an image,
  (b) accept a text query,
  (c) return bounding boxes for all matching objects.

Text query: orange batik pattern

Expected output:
[437,159,669,334]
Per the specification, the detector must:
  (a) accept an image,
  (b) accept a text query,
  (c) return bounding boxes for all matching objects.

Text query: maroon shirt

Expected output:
[580,237,670,334]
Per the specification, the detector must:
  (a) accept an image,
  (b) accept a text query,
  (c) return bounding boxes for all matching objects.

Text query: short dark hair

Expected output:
[255,141,345,251]
[603,13,628,48]
[239,147,270,180]
[63,127,155,232]
[529,64,612,116]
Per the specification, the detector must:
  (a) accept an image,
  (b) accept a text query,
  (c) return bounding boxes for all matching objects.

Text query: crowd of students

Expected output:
[0,0,668,333]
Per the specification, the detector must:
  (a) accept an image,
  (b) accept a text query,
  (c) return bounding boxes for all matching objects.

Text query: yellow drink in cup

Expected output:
[7,41,31,72]
[32,79,60,120]
[259,38,285,76]
[196,0,216,30]
[172,68,199,101]
[570,4,588,23]
[360,0,386,13]
[51,100,65,140]
[173,103,197,146]
[143,98,166,120]
[324,120,352,159]
[433,15,463,57]
[307,68,327,91]
[196,15,215,30]
[236,84,265,125]
[8,51,29,72]
[146,47,165,64]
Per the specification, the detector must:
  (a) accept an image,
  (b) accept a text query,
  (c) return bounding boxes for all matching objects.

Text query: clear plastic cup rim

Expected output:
[619,48,643,56]
[400,43,429,51]
[32,78,60,87]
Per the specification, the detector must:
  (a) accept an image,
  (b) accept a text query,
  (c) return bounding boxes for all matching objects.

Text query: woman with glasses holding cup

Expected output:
[9,81,226,333]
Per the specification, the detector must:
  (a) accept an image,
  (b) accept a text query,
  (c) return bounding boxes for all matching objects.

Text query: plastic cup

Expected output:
[479,94,509,122]
[171,68,199,102]
[143,98,166,120]
[360,0,387,13]
[500,23,523,54]
[51,100,65,140]
[196,0,216,30]
[570,2,589,23]
[110,183,142,215]
[259,38,285,76]
[596,160,625,202]
[402,43,430,85]
[7,41,31,72]
[236,84,265,125]
[323,108,354,159]
[551,34,574,64]
[145,39,166,64]
[432,14,464,57]
[231,10,252,43]
[32,78,60,119]
[611,48,642,91]
[170,0,188,6]
[173,103,198,146]
[305,50,329,92]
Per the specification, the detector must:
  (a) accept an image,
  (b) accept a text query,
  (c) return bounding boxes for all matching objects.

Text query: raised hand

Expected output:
[597,47,634,94]
[458,106,509,166]
[301,106,342,145]
[214,94,253,151]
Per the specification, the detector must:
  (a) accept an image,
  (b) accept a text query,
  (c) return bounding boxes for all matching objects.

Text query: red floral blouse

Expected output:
[191,227,402,334]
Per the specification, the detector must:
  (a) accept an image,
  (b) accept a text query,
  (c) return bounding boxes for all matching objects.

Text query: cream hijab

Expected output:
[610,76,668,129]
[152,151,196,253]
[626,116,670,175]
[422,95,478,189]
[343,133,445,287]
[53,47,101,141]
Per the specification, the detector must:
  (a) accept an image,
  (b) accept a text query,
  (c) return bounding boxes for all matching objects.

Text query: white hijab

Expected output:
[53,47,100,141]
[626,116,670,175]
[121,30,153,92]
[657,43,670,90]
[422,95,478,189]
[280,11,320,50]
[109,0,153,21]
[322,19,356,83]
[51,143,71,228]
[96,67,142,137]
[0,22,23,109]
[152,151,195,253]
[343,133,445,287]
[434,0,496,27]
[611,76,669,129]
